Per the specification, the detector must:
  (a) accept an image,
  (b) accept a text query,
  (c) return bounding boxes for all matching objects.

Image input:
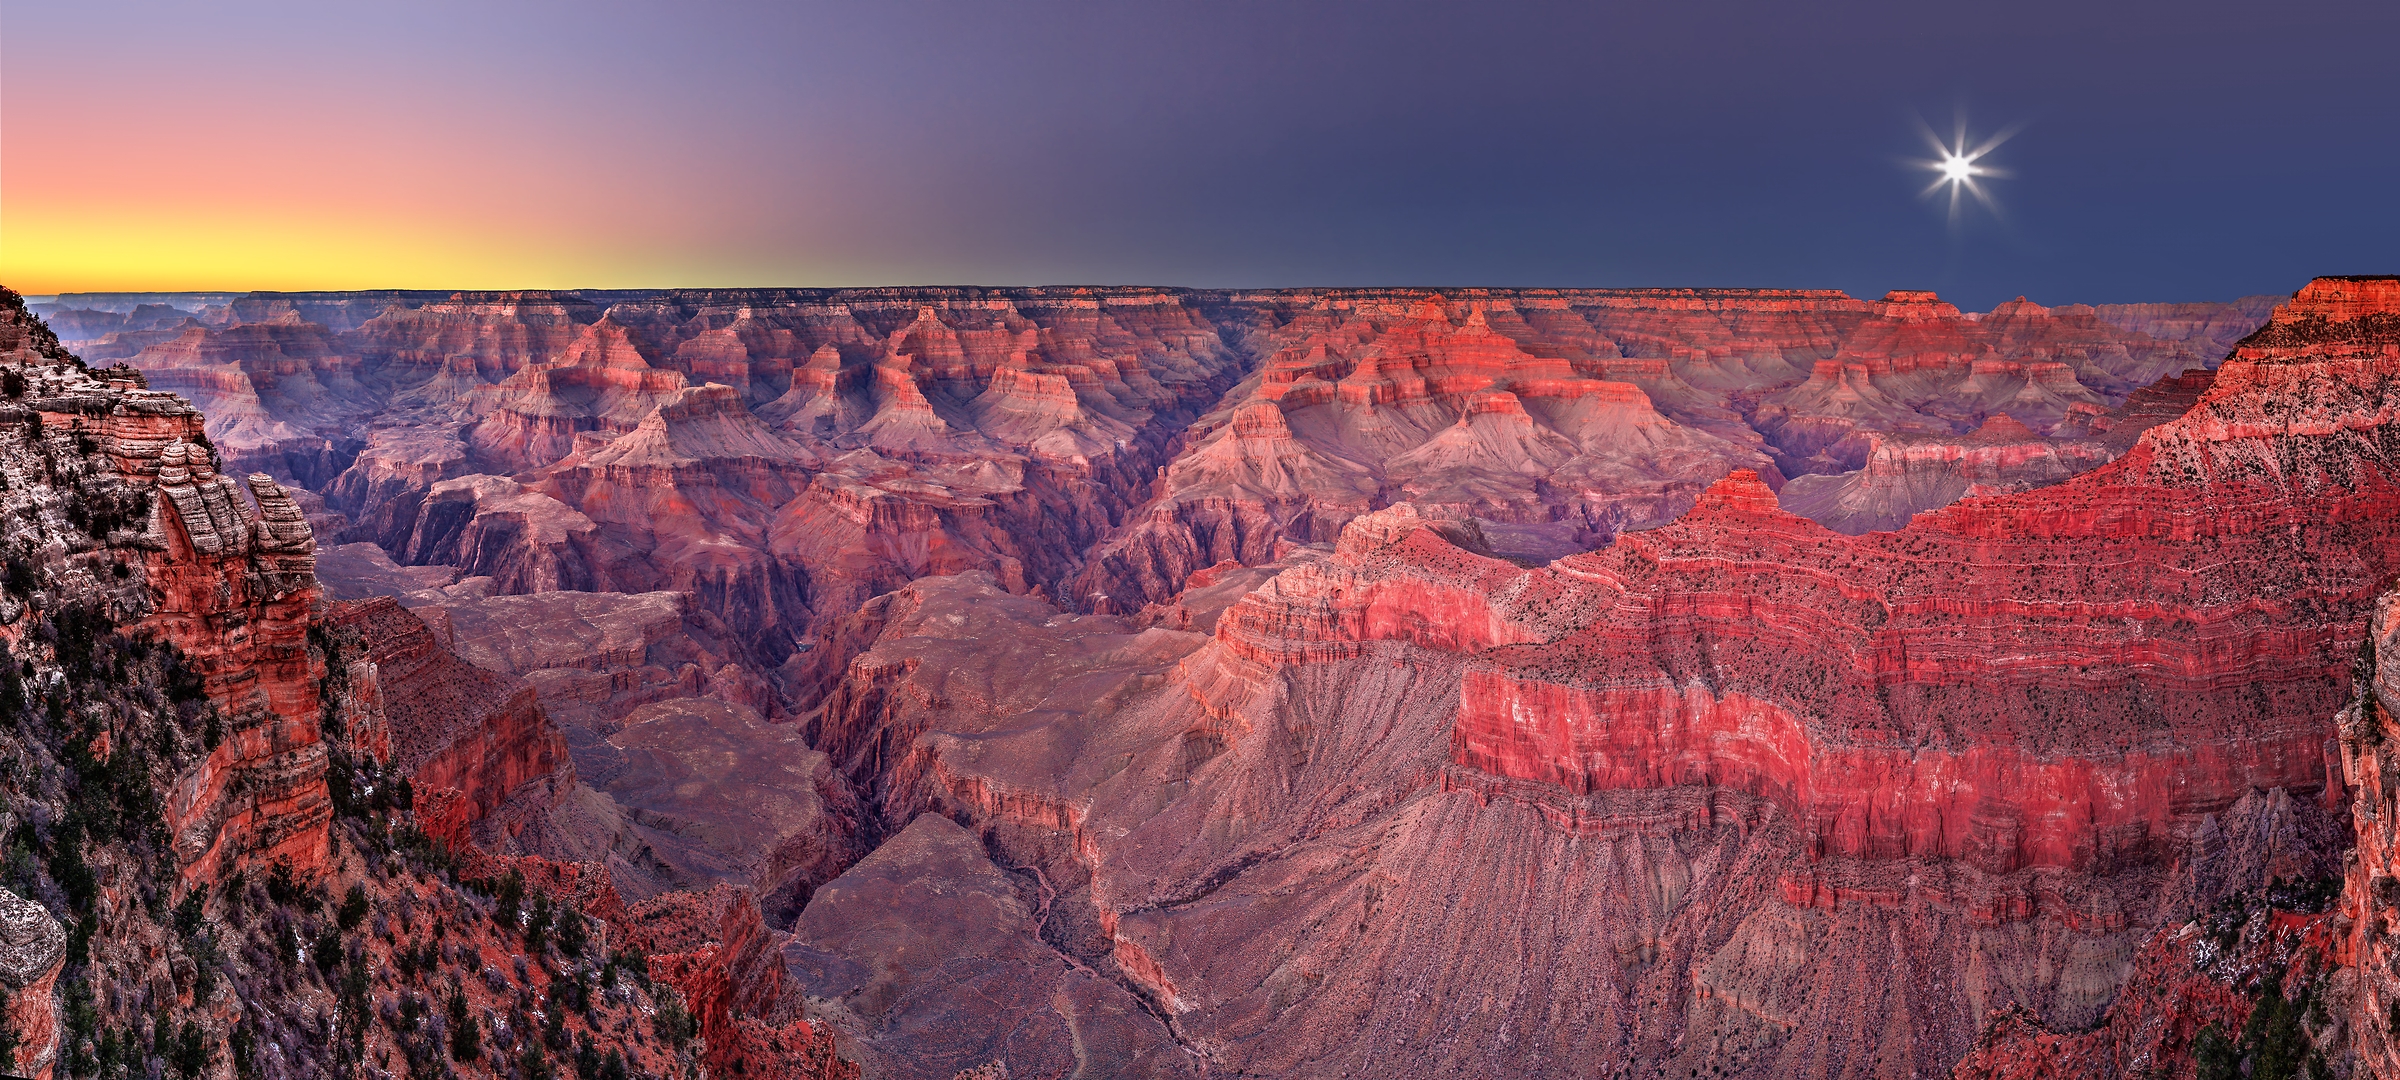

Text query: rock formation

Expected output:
[781,277,2400,1077]
[21,276,2339,1078]
[0,287,858,1080]
[628,885,860,1080]
[32,284,2255,653]
[0,887,66,1079]
[1775,413,2111,533]
[329,597,570,847]
[788,814,1189,1079]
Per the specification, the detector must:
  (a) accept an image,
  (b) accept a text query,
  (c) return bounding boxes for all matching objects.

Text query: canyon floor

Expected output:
[9,278,2399,1079]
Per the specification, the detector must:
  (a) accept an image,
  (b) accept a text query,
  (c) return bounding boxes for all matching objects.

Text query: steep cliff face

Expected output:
[36,278,2307,1077]
[73,285,2265,656]
[2334,478,2400,1080]
[0,289,860,1080]
[624,884,860,1080]
[329,597,570,848]
[782,277,2396,1079]
[1075,287,2253,611]
[30,374,347,890]
[1775,414,2111,533]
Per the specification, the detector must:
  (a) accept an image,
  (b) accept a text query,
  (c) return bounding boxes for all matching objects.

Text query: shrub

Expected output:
[446,983,480,1062]
[338,883,369,932]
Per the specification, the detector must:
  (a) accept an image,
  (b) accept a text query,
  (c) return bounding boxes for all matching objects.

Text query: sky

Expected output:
[2,0,2395,309]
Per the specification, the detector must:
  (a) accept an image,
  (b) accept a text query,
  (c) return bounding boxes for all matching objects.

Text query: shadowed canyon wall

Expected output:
[37,278,2394,1078]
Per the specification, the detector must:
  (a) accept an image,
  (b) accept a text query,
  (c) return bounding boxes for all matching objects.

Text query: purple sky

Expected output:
[6,0,2396,307]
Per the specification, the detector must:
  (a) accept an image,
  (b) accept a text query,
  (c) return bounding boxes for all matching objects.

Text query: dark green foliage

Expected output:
[265,860,312,911]
[575,1034,601,1077]
[161,650,206,704]
[2194,1022,2237,1080]
[230,1024,259,1080]
[2200,876,2346,952]
[0,559,29,599]
[519,1041,554,1080]
[610,945,649,984]
[556,968,591,1014]
[555,906,588,959]
[2240,973,2310,1080]
[173,889,205,939]
[50,817,96,910]
[186,928,220,1004]
[169,1019,208,1078]
[64,913,93,967]
[1,368,23,399]
[61,976,99,1077]
[310,623,350,743]
[0,986,16,1073]
[655,989,697,1048]
[312,924,343,977]
[601,1048,630,1080]
[447,982,480,1062]
[525,893,553,954]
[338,950,371,1061]
[338,882,370,931]
[495,867,525,931]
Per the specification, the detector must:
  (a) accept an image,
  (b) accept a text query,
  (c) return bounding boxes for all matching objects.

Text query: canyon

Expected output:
[13,275,2398,1078]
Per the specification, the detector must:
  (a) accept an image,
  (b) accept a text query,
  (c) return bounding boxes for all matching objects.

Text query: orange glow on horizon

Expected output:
[0,54,860,296]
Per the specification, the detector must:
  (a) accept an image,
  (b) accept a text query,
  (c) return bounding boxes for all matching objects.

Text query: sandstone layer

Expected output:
[786,277,2400,1078]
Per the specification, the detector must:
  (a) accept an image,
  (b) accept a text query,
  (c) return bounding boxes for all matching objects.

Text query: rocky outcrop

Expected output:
[0,351,364,894]
[0,887,66,1080]
[323,425,472,544]
[75,284,2258,658]
[114,428,337,885]
[784,277,2397,1078]
[1776,414,2111,533]
[329,597,570,847]
[624,885,858,1080]
[384,475,602,594]
[0,288,854,1080]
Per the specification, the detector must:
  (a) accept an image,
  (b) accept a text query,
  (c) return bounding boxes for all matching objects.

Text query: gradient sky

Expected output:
[3,0,2395,308]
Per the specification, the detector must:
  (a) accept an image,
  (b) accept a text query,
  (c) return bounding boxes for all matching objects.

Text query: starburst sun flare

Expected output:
[1916,116,2019,223]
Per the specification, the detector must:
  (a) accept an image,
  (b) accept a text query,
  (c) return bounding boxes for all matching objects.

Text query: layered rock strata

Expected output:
[0,887,66,1079]
[53,285,2263,651]
[791,278,2400,1078]
[1,289,863,1079]
[328,597,570,847]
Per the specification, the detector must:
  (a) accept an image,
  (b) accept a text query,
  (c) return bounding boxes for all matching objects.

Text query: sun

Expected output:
[1914,116,2019,224]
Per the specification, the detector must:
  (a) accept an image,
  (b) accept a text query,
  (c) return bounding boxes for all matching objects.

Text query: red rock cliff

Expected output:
[75,390,340,886]
[329,596,570,847]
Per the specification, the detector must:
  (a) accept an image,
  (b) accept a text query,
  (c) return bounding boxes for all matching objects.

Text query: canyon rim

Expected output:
[0,276,2390,1078]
